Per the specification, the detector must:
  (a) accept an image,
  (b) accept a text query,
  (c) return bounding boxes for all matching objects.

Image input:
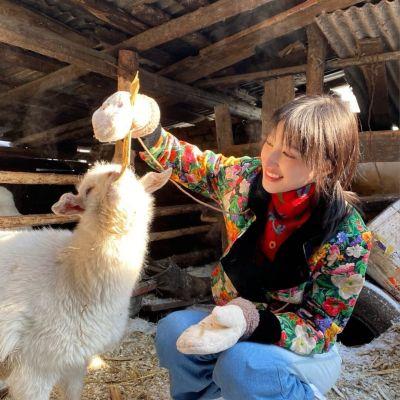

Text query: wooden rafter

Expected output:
[0,0,262,119]
[196,51,400,88]
[159,0,362,83]
[0,0,97,49]
[14,118,92,146]
[107,0,276,54]
[0,43,64,73]
[0,11,115,77]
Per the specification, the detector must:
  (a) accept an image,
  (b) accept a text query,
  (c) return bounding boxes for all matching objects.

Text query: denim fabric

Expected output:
[155,310,342,400]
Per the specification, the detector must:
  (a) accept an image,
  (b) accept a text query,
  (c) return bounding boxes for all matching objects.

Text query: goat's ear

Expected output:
[51,192,85,215]
[140,168,172,193]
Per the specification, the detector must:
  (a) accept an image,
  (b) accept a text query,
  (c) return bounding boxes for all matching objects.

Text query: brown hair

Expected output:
[268,95,360,236]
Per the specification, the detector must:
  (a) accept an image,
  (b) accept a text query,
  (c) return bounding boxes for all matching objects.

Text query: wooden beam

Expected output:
[196,51,400,88]
[14,118,92,146]
[262,76,295,136]
[155,204,205,217]
[159,0,361,83]
[0,10,115,78]
[108,0,275,54]
[149,224,214,241]
[357,38,391,130]
[214,104,234,152]
[0,214,79,229]
[0,0,262,119]
[139,69,261,120]
[0,43,64,73]
[0,0,97,49]
[0,171,79,185]
[306,23,327,95]
[0,205,213,229]
[113,50,139,164]
[122,0,211,49]
[67,0,147,34]
[359,131,400,163]
[222,131,400,163]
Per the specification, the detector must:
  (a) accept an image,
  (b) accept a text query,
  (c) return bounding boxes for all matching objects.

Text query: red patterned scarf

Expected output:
[259,183,316,261]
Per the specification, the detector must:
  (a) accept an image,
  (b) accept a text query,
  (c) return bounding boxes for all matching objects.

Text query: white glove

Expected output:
[92,92,160,143]
[176,305,247,355]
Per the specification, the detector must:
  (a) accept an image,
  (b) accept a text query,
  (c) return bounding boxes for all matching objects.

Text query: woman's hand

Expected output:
[176,305,247,355]
[92,92,160,143]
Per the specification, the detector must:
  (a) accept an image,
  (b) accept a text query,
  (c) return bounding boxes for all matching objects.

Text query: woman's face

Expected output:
[260,121,314,193]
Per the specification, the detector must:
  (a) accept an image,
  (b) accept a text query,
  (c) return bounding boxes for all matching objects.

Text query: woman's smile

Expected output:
[264,169,283,182]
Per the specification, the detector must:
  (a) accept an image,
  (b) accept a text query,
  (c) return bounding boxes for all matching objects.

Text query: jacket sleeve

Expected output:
[139,127,260,203]
[248,212,373,355]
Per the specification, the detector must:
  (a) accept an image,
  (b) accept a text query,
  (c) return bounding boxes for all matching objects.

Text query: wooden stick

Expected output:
[113,50,138,164]
[0,171,79,185]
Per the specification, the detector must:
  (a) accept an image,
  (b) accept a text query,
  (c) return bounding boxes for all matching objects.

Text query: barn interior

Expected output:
[0,0,399,347]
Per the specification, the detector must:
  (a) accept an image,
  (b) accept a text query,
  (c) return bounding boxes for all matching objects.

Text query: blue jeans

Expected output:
[155,310,342,400]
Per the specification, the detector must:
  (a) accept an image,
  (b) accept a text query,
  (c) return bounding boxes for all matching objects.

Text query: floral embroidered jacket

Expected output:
[140,128,372,355]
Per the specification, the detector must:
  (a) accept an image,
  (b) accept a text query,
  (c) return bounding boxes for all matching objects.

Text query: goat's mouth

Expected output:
[71,205,85,212]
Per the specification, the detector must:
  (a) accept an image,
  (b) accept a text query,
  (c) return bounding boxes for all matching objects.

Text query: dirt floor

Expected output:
[2,318,399,400]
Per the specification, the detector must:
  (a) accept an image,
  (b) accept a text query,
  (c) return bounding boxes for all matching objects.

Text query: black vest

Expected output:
[221,173,326,303]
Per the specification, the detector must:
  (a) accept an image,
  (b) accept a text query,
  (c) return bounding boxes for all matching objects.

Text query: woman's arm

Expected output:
[139,127,260,203]
[248,211,373,355]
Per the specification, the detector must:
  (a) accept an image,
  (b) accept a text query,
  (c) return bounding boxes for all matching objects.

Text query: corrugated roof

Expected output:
[316,0,400,128]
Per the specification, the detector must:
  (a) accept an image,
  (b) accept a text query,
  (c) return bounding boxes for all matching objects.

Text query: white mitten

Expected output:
[176,305,247,355]
[92,92,160,143]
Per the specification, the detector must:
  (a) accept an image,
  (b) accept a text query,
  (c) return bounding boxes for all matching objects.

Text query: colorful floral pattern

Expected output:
[140,129,372,355]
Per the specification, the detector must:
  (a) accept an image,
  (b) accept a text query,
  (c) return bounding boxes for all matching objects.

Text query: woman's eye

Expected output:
[283,151,296,159]
[265,140,273,147]
[85,187,94,196]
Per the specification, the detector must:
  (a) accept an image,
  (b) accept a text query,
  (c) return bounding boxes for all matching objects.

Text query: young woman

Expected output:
[131,95,372,400]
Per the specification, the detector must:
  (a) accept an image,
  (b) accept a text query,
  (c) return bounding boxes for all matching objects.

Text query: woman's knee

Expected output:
[214,343,314,400]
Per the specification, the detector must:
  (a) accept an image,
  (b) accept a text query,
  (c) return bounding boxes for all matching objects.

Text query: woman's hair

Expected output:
[269,94,360,237]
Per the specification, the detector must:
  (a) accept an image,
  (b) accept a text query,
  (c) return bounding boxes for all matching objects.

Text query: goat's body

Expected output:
[0,164,156,399]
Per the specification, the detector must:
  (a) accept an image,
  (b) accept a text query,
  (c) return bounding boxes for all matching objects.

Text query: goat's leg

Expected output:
[6,366,57,400]
[59,364,86,400]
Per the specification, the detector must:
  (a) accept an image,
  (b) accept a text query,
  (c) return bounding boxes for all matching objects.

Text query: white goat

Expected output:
[0,187,21,216]
[0,162,171,400]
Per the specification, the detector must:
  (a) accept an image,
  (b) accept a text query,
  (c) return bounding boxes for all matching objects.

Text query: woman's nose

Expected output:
[264,150,281,167]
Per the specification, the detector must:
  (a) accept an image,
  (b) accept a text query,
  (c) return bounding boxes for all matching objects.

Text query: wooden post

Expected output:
[357,38,391,130]
[262,76,295,137]
[113,50,139,164]
[214,104,234,152]
[306,23,327,95]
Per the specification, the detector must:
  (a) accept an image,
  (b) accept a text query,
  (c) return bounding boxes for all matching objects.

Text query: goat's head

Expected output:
[52,162,171,219]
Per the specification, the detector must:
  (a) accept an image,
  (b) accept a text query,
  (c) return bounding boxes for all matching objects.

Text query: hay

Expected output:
[2,319,400,399]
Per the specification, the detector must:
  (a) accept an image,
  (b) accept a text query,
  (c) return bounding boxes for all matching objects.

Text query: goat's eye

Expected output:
[85,187,94,196]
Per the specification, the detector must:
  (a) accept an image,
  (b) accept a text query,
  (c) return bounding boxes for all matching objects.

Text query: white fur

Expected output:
[0,163,169,399]
[0,187,20,216]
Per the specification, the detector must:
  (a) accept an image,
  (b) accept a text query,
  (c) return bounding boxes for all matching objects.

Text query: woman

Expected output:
[131,95,372,399]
